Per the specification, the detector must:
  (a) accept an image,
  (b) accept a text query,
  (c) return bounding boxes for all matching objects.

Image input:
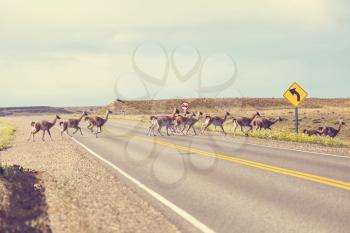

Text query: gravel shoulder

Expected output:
[0,117,180,233]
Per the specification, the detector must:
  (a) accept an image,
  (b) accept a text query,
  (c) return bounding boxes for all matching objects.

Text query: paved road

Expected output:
[70,119,350,233]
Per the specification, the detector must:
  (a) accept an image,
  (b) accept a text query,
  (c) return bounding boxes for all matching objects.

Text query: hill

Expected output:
[106,98,350,115]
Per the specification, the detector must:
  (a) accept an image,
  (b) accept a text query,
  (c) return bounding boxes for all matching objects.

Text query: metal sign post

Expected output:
[295,107,299,133]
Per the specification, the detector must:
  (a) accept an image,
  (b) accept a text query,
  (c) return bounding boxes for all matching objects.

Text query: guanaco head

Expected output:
[173,108,180,115]
[225,112,230,116]
[256,112,261,117]
[107,109,112,114]
[82,111,88,116]
[56,115,61,120]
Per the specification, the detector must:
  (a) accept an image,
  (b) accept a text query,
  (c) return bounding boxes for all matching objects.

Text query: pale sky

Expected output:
[0,0,349,107]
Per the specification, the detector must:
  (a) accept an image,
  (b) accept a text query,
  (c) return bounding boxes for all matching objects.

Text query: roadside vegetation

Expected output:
[199,124,348,147]
[104,114,349,147]
[0,121,14,150]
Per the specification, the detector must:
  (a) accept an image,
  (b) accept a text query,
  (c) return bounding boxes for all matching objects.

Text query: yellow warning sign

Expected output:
[283,82,308,107]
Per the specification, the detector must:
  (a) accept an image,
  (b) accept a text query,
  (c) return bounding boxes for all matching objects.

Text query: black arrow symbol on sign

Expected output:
[289,88,301,102]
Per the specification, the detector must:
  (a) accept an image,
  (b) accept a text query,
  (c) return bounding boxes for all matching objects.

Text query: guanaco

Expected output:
[85,110,112,138]
[253,116,282,130]
[147,108,180,136]
[320,120,346,138]
[174,110,191,134]
[182,111,203,135]
[28,115,61,141]
[303,128,323,136]
[201,112,230,135]
[232,112,260,136]
[60,112,88,136]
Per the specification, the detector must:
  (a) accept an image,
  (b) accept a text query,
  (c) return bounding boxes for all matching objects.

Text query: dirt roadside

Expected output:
[0,117,180,233]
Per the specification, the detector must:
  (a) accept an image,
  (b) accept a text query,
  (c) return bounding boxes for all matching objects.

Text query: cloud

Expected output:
[0,0,349,106]
[1,0,342,30]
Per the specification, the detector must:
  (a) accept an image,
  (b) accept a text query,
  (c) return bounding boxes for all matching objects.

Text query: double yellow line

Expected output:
[136,136,350,191]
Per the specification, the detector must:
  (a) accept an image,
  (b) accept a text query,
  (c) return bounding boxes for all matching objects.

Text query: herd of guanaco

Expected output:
[147,108,346,138]
[28,107,345,141]
[303,121,346,138]
[28,110,112,141]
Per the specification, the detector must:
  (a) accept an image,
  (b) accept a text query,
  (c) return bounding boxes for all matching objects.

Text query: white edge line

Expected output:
[58,128,216,233]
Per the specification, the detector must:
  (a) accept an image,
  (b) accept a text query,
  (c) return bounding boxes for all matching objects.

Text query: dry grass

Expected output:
[0,121,14,150]
[198,123,348,147]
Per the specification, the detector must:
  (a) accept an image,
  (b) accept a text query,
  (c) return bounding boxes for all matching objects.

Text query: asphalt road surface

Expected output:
[67,119,350,233]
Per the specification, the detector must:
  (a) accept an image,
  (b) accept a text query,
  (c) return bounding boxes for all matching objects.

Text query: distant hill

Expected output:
[104,98,350,115]
[0,106,73,116]
[0,105,104,117]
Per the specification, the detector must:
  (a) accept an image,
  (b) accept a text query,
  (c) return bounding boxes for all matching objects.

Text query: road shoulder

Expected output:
[0,117,180,233]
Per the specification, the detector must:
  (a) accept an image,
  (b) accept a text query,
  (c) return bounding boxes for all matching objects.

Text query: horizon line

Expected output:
[1,97,350,109]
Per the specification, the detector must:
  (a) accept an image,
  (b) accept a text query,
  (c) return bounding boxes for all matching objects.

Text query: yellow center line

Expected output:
[133,136,350,191]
